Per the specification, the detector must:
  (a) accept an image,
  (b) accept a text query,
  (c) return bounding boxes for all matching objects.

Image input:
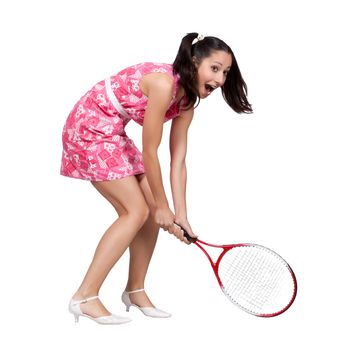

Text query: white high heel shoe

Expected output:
[121,289,171,318]
[69,296,132,325]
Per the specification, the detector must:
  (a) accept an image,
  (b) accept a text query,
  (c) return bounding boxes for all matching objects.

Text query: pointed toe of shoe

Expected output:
[140,307,172,318]
[96,314,132,325]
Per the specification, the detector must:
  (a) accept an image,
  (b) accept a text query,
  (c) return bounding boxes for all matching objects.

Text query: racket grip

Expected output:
[174,222,197,243]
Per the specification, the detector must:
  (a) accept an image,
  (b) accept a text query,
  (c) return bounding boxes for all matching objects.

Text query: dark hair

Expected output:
[173,32,253,114]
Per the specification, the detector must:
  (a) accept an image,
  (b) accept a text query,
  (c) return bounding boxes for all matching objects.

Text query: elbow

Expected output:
[170,158,186,170]
[142,147,157,157]
[142,149,158,163]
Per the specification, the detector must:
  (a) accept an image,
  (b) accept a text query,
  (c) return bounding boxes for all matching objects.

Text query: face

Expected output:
[194,50,232,98]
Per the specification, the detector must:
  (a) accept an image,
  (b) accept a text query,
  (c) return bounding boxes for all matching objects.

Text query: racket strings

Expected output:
[218,245,295,315]
[223,250,284,306]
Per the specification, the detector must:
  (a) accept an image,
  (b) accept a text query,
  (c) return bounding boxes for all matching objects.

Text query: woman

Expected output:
[61,32,252,324]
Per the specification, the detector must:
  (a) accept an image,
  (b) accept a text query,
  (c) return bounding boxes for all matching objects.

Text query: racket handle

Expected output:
[174,222,197,243]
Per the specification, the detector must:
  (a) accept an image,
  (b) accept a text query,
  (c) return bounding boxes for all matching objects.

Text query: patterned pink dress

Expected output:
[60,62,182,181]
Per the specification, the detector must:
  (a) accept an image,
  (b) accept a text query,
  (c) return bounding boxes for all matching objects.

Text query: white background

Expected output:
[1,0,349,348]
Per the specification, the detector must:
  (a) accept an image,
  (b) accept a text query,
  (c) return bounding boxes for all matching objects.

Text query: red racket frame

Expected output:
[181,229,297,317]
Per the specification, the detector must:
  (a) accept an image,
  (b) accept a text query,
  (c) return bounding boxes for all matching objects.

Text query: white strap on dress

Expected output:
[104,77,129,118]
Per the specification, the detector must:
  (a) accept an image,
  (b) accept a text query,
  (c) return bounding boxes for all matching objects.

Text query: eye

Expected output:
[224,70,229,76]
[211,66,219,72]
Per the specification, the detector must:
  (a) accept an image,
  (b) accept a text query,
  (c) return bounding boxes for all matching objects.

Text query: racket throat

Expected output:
[195,242,227,287]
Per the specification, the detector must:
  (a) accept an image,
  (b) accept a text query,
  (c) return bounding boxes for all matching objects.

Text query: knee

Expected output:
[140,204,150,223]
[129,202,150,226]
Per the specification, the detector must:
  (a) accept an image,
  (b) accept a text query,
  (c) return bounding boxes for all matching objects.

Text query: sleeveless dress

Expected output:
[60,62,182,181]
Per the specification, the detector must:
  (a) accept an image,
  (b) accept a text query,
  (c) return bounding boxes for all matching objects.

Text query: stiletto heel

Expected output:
[121,289,171,318]
[69,296,132,325]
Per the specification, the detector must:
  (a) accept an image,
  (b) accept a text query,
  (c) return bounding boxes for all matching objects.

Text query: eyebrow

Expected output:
[213,61,231,69]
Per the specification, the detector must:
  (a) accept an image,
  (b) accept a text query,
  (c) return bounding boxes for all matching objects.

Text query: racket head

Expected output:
[217,244,297,317]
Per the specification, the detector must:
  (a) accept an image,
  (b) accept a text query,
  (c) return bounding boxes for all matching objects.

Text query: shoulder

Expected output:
[140,69,174,98]
[143,72,173,88]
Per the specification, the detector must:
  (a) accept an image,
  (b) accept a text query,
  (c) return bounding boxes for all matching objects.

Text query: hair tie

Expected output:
[192,34,205,45]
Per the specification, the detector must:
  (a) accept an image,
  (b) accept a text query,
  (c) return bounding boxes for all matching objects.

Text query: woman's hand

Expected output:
[154,208,196,244]
[154,206,177,231]
[174,217,198,245]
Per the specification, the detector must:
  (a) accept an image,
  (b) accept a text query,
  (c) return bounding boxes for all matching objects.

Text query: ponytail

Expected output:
[172,32,200,110]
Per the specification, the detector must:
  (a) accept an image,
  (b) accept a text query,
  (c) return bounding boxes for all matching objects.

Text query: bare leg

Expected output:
[125,174,161,307]
[72,176,149,318]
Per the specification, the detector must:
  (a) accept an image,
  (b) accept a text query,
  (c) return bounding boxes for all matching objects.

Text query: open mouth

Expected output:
[205,84,216,94]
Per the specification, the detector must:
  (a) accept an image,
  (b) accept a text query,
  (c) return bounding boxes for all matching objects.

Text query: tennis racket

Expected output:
[176,224,297,317]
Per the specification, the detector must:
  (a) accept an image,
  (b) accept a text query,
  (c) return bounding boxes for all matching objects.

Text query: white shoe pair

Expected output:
[69,289,171,325]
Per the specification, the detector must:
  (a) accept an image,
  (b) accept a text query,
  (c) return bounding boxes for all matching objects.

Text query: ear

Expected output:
[192,56,200,68]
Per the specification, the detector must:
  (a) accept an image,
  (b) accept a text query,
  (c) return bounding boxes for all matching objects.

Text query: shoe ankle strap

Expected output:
[72,296,99,305]
[126,288,145,294]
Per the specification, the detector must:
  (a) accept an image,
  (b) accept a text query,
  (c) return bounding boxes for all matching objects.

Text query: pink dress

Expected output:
[60,62,182,181]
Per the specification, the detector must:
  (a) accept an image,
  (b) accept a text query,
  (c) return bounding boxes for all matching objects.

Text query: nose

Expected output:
[215,72,226,87]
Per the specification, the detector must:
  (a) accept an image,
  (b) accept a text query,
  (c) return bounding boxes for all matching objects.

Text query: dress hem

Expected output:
[60,170,145,182]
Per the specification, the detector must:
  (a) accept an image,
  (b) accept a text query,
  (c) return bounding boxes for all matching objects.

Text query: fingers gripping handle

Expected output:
[174,223,197,243]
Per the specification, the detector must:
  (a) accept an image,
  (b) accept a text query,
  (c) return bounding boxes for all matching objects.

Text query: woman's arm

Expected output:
[169,107,196,236]
[141,73,182,234]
